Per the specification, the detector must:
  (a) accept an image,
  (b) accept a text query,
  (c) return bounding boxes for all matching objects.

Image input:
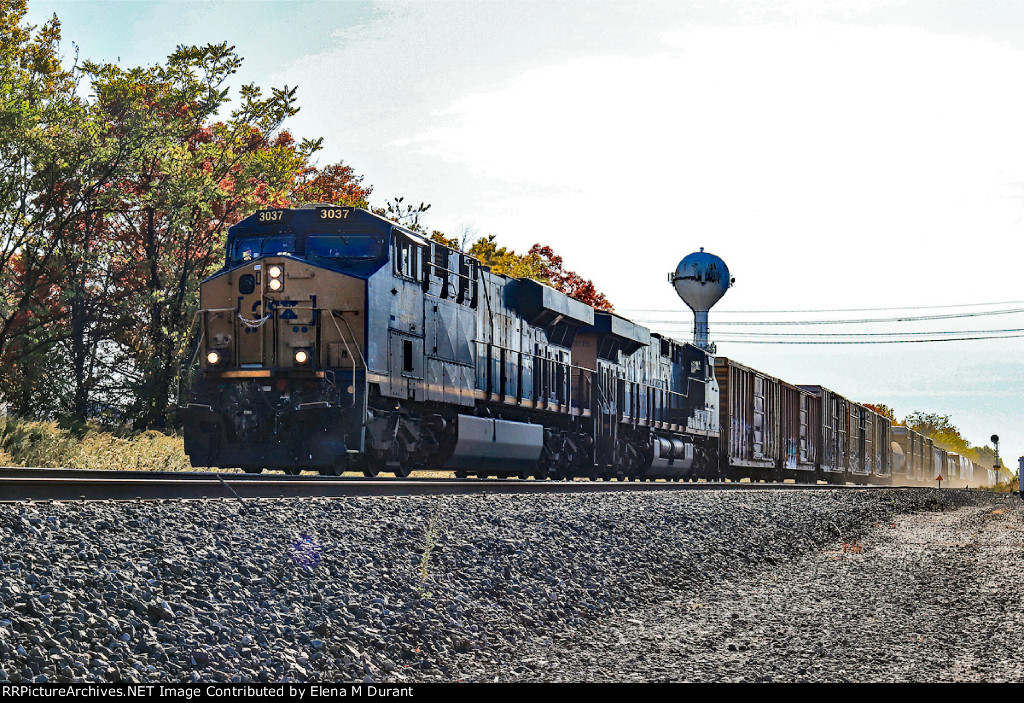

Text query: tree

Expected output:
[0,4,376,425]
[528,244,613,311]
[467,235,547,280]
[462,237,614,310]
[292,161,371,207]
[902,410,1005,469]
[373,196,430,232]
[82,43,325,429]
[864,403,897,423]
[0,4,132,414]
[382,199,615,310]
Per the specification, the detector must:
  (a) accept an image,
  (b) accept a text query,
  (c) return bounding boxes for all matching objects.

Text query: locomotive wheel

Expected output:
[454,471,468,479]
[392,463,413,478]
[320,456,346,476]
[241,466,262,474]
[360,453,385,478]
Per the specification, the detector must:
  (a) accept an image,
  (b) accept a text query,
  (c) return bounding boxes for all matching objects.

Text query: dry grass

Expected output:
[0,417,194,472]
[0,416,466,475]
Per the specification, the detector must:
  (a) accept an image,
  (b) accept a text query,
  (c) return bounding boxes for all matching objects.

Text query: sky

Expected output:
[23,0,1024,466]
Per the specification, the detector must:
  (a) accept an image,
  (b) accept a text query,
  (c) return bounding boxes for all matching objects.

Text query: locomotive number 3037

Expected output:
[319,208,349,220]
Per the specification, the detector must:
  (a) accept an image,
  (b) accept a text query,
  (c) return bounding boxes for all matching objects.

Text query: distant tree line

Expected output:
[865,404,1003,470]
[0,2,611,430]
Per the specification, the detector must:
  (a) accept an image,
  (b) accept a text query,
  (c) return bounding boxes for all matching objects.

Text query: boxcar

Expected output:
[870,408,892,479]
[715,357,781,473]
[780,381,819,475]
[892,426,916,481]
[798,385,849,480]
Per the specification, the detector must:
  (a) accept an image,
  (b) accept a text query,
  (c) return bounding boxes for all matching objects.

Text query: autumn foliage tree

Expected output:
[0,4,131,413]
[81,44,372,429]
[0,3,612,431]
[293,162,371,208]
[528,244,613,311]
[0,4,371,426]
[863,403,897,423]
[435,233,614,311]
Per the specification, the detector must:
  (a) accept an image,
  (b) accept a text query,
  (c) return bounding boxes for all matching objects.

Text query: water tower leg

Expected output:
[694,310,709,350]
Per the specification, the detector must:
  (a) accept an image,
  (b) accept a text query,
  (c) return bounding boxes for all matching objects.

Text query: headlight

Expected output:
[294,349,309,365]
[268,278,283,291]
[206,351,221,365]
[268,265,282,279]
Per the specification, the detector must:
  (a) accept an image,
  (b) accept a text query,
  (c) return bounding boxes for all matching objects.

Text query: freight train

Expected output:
[179,205,988,485]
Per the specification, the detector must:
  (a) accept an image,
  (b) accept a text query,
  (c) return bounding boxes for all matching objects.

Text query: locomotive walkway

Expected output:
[0,467,897,502]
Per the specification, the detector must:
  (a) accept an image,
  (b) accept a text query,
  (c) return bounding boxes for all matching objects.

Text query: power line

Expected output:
[659,327,1024,338]
[711,333,1024,344]
[618,299,1024,314]
[633,307,1024,326]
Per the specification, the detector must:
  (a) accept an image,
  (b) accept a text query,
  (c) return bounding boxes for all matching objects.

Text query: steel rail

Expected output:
[0,467,918,502]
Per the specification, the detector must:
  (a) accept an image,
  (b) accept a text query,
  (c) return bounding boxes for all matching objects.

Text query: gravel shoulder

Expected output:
[0,488,1015,683]
[511,495,1024,682]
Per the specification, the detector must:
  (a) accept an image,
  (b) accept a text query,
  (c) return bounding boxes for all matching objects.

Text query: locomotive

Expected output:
[179,204,989,486]
[180,204,717,479]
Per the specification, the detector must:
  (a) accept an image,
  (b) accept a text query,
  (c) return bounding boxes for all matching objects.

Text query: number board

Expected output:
[317,207,351,221]
[255,209,291,224]
[248,207,354,228]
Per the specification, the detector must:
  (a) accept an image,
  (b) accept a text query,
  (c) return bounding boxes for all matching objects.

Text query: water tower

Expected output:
[669,248,734,352]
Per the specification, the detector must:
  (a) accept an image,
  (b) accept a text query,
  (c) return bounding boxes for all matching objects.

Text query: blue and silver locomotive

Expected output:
[180,205,721,478]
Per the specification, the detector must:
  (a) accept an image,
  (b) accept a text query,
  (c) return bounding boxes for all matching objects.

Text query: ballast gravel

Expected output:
[0,487,1017,683]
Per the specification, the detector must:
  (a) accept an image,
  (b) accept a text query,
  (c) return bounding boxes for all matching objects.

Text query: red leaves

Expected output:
[527,244,613,311]
[292,162,372,207]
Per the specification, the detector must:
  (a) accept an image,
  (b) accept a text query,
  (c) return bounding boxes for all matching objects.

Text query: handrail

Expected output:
[322,309,364,410]
[334,311,370,429]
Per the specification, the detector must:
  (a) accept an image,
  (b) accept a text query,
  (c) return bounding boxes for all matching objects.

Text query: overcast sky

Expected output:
[25,0,1024,464]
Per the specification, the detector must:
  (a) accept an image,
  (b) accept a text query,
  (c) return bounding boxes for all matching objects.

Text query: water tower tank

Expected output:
[669,248,733,351]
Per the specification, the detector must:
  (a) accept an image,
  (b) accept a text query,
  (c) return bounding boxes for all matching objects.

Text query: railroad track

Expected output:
[0,466,911,502]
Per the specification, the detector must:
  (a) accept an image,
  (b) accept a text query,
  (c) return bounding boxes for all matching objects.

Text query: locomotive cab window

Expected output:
[307,234,383,260]
[230,235,296,262]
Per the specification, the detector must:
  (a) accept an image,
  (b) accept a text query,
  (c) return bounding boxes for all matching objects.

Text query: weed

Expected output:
[418,499,445,596]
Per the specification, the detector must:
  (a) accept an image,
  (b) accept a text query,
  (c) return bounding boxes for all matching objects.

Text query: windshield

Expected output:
[230,235,297,262]
[306,234,383,260]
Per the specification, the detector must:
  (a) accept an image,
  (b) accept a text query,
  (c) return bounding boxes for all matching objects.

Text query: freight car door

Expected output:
[798,394,808,467]
[752,375,765,459]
